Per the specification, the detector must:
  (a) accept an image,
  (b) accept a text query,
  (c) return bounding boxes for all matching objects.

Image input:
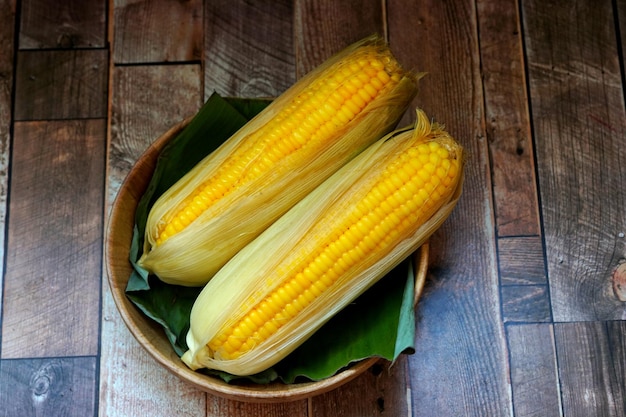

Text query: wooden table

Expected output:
[1,0,625,416]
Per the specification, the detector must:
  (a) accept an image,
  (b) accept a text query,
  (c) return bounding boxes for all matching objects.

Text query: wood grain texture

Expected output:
[0,0,16,317]
[606,320,626,408]
[14,49,108,120]
[2,120,105,358]
[506,324,561,417]
[101,64,205,417]
[499,236,546,285]
[522,0,626,321]
[501,285,551,323]
[294,0,384,76]
[204,0,294,99]
[0,357,97,417]
[99,288,207,417]
[113,0,202,64]
[620,0,626,74]
[555,321,626,417]
[476,0,539,237]
[387,0,511,415]
[19,0,106,49]
[108,64,202,204]
[205,396,308,417]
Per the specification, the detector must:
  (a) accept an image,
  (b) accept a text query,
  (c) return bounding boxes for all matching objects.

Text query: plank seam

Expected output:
[1,354,100,362]
[114,60,203,68]
[17,46,108,53]
[497,234,542,240]
[516,0,554,324]
[13,116,109,123]
[612,0,626,113]
[0,0,23,361]
[381,0,389,43]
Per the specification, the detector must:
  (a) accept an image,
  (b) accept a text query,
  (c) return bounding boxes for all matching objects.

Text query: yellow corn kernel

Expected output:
[138,35,418,286]
[182,109,465,375]
[155,45,400,246]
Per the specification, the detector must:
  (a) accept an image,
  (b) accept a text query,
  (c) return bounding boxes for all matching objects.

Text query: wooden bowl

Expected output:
[105,118,429,403]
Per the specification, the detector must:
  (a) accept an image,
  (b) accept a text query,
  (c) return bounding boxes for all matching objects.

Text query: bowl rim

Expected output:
[104,116,428,403]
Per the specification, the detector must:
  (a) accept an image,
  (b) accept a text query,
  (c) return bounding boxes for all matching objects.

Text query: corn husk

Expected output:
[182,109,465,375]
[137,35,419,286]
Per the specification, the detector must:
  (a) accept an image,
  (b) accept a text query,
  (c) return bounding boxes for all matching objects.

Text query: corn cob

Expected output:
[138,35,418,286]
[181,109,464,375]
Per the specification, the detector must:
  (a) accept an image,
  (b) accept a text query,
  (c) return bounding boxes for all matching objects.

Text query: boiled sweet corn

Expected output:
[138,35,418,286]
[181,109,464,375]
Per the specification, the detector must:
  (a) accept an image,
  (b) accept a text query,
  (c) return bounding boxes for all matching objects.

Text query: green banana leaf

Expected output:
[125,92,416,384]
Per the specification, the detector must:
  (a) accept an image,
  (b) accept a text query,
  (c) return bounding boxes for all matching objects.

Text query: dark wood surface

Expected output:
[1,0,625,415]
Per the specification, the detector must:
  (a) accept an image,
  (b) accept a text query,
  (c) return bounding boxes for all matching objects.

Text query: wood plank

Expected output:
[205,396,308,416]
[606,320,626,403]
[619,0,626,74]
[99,289,207,417]
[387,0,511,415]
[0,0,16,317]
[522,0,626,321]
[501,285,551,323]
[294,0,384,76]
[506,324,561,417]
[615,0,626,79]
[113,0,202,64]
[2,119,105,358]
[476,0,539,237]
[19,0,106,49]
[101,64,206,417]
[554,321,626,417]
[108,64,203,204]
[499,236,546,285]
[14,49,108,120]
[0,357,97,416]
[204,0,295,99]
[310,358,410,417]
